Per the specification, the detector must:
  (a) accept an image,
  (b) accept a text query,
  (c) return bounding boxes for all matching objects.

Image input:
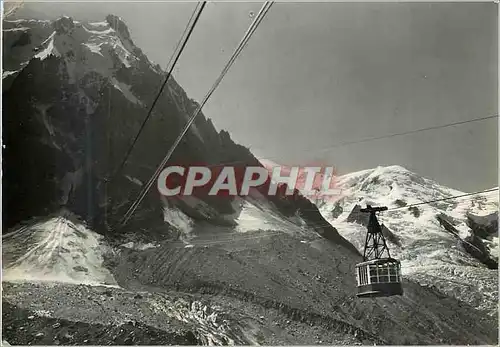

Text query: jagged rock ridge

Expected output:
[318,165,499,316]
[2,15,350,253]
[2,16,498,346]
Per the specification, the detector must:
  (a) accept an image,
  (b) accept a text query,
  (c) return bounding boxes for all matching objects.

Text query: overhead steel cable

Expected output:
[110,186,498,249]
[295,114,499,157]
[121,110,496,226]
[203,114,499,168]
[117,189,498,248]
[119,1,274,227]
[386,187,499,212]
[299,187,499,218]
[109,2,206,183]
[120,1,274,226]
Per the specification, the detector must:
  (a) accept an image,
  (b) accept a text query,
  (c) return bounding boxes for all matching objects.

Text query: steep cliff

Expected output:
[2,15,349,252]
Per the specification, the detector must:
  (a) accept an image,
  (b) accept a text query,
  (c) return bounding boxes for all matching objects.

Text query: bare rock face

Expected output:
[330,201,344,219]
[466,211,499,268]
[106,14,132,41]
[3,15,498,347]
[467,212,498,239]
[2,15,349,248]
[53,16,75,34]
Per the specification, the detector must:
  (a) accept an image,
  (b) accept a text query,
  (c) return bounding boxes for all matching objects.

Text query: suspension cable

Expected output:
[203,114,498,168]
[109,2,206,183]
[119,2,274,227]
[115,189,497,248]
[272,114,500,159]
[299,187,498,214]
[386,187,499,211]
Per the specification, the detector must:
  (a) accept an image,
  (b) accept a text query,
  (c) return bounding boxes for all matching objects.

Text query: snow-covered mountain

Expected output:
[3,15,348,249]
[3,15,499,345]
[317,165,499,315]
[2,209,118,286]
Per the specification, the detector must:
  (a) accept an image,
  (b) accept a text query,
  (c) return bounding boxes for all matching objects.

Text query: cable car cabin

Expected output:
[355,257,403,298]
[354,205,404,298]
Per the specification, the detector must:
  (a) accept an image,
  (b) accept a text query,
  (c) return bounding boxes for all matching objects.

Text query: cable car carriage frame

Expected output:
[355,205,403,298]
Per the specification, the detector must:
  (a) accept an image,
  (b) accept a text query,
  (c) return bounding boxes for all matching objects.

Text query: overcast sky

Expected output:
[10,2,498,192]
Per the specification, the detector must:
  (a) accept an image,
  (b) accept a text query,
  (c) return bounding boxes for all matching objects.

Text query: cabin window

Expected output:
[378,263,389,283]
[388,264,397,282]
[388,263,399,282]
[365,262,402,284]
[357,261,401,286]
[356,265,370,286]
[369,264,378,283]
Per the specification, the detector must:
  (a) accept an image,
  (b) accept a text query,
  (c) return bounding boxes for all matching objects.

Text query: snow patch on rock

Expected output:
[34,32,59,60]
[121,242,159,251]
[236,200,306,236]
[125,175,143,186]
[317,165,499,314]
[2,211,117,287]
[163,208,194,242]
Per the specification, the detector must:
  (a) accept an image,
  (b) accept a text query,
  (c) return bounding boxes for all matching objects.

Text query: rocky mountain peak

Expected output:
[2,13,351,256]
[105,14,131,41]
[53,16,75,35]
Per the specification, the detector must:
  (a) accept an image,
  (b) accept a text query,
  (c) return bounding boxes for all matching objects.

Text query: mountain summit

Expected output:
[3,15,348,249]
[2,16,498,345]
[318,165,499,315]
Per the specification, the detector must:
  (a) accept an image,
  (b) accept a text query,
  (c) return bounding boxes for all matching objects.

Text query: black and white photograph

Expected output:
[1,0,498,345]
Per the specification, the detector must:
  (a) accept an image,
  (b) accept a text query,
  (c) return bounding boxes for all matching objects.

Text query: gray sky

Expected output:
[10,2,498,191]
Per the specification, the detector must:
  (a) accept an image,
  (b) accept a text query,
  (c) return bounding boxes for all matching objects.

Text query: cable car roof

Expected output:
[356,257,400,266]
